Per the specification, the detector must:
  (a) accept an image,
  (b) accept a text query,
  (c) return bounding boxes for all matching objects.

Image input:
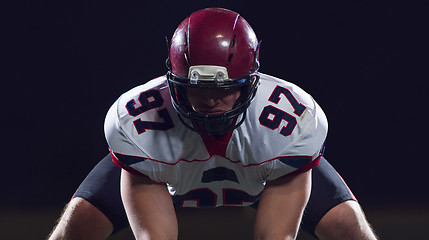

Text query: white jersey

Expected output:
[104,73,328,207]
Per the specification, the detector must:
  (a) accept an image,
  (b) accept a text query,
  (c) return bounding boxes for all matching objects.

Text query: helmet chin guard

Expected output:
[166,8,261,136]
[174,101,247,136]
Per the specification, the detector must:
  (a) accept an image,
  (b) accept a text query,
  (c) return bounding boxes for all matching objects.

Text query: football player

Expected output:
[49,8,377,240]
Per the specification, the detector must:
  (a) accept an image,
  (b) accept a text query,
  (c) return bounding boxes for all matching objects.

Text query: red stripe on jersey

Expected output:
[282,155,322,178]
[110,151,145,177]
[200,129,234,158]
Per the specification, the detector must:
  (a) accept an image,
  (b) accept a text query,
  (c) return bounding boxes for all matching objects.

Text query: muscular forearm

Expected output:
[254,170,312,240]
[121,170,178,240]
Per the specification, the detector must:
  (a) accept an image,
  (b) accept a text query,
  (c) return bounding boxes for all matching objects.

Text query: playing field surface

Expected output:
[2,204,428,239]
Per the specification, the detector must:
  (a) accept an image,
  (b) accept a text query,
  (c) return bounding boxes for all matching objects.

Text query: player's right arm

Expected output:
[121,169,178,240]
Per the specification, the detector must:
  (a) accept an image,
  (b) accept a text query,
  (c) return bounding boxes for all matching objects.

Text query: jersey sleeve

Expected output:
[104,98,163,182]
[265,94,328,181]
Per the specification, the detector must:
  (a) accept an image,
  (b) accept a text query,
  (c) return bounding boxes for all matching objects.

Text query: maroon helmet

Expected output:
[166,8,261,135]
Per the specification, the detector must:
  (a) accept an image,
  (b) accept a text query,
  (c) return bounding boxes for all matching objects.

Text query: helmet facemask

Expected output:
[167,69,260,136]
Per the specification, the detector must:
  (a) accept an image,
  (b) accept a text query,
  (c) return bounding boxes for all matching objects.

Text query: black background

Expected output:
[4,0,428,213]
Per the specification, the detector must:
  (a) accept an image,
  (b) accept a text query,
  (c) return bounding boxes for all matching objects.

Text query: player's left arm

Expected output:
[254,169,312,240]
[121,170,178,240]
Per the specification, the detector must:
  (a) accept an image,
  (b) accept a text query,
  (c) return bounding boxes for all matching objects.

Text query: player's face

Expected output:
[185,87,241,114]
